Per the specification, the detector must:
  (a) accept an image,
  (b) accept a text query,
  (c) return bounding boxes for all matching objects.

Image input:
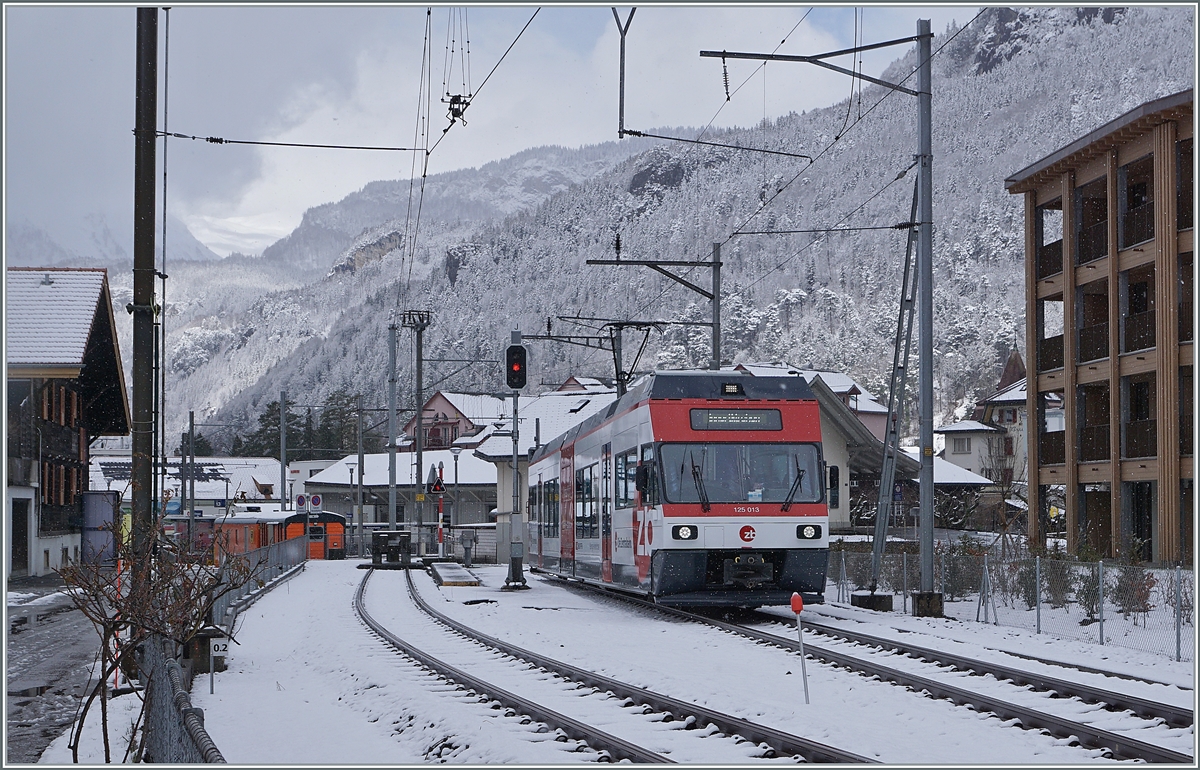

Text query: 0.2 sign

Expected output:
[210,637,229,655]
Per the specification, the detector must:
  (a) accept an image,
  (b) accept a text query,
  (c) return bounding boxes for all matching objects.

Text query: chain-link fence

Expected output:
[137,636,225,763]
[827,549,1194,662]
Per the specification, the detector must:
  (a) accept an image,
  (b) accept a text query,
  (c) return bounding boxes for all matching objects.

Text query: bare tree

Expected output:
[57,494,262,763]
[982,430,1029,559]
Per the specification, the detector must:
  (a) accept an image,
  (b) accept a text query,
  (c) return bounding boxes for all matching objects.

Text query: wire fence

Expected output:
[828,549,1194,662]
[136,636,225,763]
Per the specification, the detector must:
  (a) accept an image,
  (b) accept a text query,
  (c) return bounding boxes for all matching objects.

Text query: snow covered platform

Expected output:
[429,561,480,586]
[357,558,426,570]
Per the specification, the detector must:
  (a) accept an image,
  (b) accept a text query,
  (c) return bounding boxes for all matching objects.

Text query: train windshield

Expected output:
[659,443,822,505]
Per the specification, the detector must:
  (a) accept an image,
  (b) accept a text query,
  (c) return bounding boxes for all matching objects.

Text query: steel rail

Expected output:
[404,570,876,764]
[565,580,1193,764]
[791,616,1193,729]
[354,570,672,764]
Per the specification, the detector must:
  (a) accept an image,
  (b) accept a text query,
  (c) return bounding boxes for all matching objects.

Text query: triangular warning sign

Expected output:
[430,477,446,494]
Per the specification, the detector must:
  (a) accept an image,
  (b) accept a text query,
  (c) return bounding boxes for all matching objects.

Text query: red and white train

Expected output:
[527,371,829,607]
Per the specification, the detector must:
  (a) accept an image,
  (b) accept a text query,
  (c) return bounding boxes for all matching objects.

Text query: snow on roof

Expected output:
[305,448,499,488]
[901,448,994,485]
[981,378,1027,405]
[473,389,617,460]
[733,362,887,413]
[90,456,282,502]
[934,420,1004,434]
[435,392,506,425]
[6,268,109,369]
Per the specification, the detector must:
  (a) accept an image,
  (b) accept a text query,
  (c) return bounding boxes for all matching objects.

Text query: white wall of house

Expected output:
[816,414,853,532]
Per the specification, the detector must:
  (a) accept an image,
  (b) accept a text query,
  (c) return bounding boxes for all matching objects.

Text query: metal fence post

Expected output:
[939,551,945,597]
[1035,555,1041,635]
[1098,559,1105,646]
[840,550,848,603]
[1176,564,1183,662]
[977,553,988,623]
[903,551,909,614]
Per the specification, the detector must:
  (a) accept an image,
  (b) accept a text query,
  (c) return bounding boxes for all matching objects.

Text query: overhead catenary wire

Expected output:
[593,12,984,376]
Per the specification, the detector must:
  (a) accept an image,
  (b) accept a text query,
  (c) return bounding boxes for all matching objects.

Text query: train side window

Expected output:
[575,464,599,539]
[545,479,559,537]
[615,449,637,508]
[640,444,660,507]
[528,482,540,531]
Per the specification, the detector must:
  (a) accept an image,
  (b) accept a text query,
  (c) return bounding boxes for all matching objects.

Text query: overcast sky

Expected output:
[5,4,978,258]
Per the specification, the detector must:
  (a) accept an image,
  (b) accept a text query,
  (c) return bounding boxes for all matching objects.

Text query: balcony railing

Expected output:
[1123,418,1157,459]
[1039,431,1066,464]
[1181,301,1194,342]
[1123,310,1156,352]
[1079,425,1111,462]
[1120,202,1155,248]
[1076,219,1108,264]
[1182,414,1194,456]
[1038,334,1064,371]
[1037,239,1063,279]
[1078,323,1108,362]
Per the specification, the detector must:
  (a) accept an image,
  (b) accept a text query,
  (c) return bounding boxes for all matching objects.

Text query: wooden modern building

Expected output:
[1005,89,1193,564]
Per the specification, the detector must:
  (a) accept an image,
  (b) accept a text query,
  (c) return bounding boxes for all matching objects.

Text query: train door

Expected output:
[559,448,576,576]
[534,474,544,568]
[601,443,613,583]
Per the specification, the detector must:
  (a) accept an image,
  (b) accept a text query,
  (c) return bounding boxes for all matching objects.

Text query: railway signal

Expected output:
[505,344,527,389]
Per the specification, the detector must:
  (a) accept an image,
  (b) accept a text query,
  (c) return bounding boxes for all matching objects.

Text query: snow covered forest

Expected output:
[16,7,1193,448]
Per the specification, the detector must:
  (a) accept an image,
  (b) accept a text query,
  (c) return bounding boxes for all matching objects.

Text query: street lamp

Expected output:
[450,447,462,530]
[345,460,358,556]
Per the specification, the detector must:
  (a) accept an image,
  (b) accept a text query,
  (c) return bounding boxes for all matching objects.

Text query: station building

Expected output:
[1005,89,1193,563]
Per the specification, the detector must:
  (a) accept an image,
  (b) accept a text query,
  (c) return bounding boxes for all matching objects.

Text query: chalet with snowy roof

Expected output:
[402,391,506,450]
[7,267,130,578]
[1006,89,1193,562]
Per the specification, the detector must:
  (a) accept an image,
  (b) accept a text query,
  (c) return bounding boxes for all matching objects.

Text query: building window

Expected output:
[1122,373,1157,459]
[1039,390,1066,465]
[1178,138,1193,231]
[1074,176,1108,264]
[1037,295,1064,371]
[828,465,840,509]
[952,437,971,454]
[1121,264,1156,353]
[1077,382,1111,462]
[1077,279,1109,362]
[1181,252,1194,343]
[1036,198,1064,278]
[1182,367,1194,457]
[1118,154,1154,249]
[1122,480,1155,561]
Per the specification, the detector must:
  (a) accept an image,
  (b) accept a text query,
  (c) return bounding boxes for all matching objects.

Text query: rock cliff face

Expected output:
[85,7,1197,444]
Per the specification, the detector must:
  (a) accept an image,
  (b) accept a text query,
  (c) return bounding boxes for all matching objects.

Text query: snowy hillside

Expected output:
[89,7,1195,444]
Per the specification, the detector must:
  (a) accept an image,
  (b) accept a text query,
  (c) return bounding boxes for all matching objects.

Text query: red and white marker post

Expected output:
[790,592,810,704]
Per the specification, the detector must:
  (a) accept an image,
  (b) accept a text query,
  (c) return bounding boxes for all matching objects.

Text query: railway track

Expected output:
[557,578,1193,764]
[779,614,1193,729]
[356,567,876,763]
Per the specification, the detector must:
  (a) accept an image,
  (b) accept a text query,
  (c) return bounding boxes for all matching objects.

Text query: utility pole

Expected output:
[387,322,398,529]
[130,6,157,587]
[279,391,287,511]
[699,20,941,616]
[915,19,939,612]
[357,394,365,554]
[402,310,431,551]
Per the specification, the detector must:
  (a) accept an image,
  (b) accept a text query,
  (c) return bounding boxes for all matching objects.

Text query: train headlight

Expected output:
[672,525,699,540]
[796,524,822,540]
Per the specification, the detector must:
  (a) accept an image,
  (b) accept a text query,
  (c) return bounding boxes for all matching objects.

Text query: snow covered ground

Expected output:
[39,559,1197,764]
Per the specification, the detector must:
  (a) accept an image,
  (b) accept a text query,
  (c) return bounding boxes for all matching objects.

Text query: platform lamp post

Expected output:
[451,447,462,529]
[346,460,357,556]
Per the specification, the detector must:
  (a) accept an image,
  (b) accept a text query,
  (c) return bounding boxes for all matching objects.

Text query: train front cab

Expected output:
[283,511,347,560]
[647,393,830,607]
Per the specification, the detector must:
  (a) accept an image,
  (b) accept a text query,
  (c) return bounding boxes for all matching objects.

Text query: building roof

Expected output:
[982,378,1028,406]
[996,348,1026,391]
[305,448,498,488]
[1006,89,1193,193]
[934,420,1004,435]
[900,448,994,486]
[733,362,887,414]
[473,389,617,461]
[90,456,282,502]
[7,267,130,434]
[807,376,921,478]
